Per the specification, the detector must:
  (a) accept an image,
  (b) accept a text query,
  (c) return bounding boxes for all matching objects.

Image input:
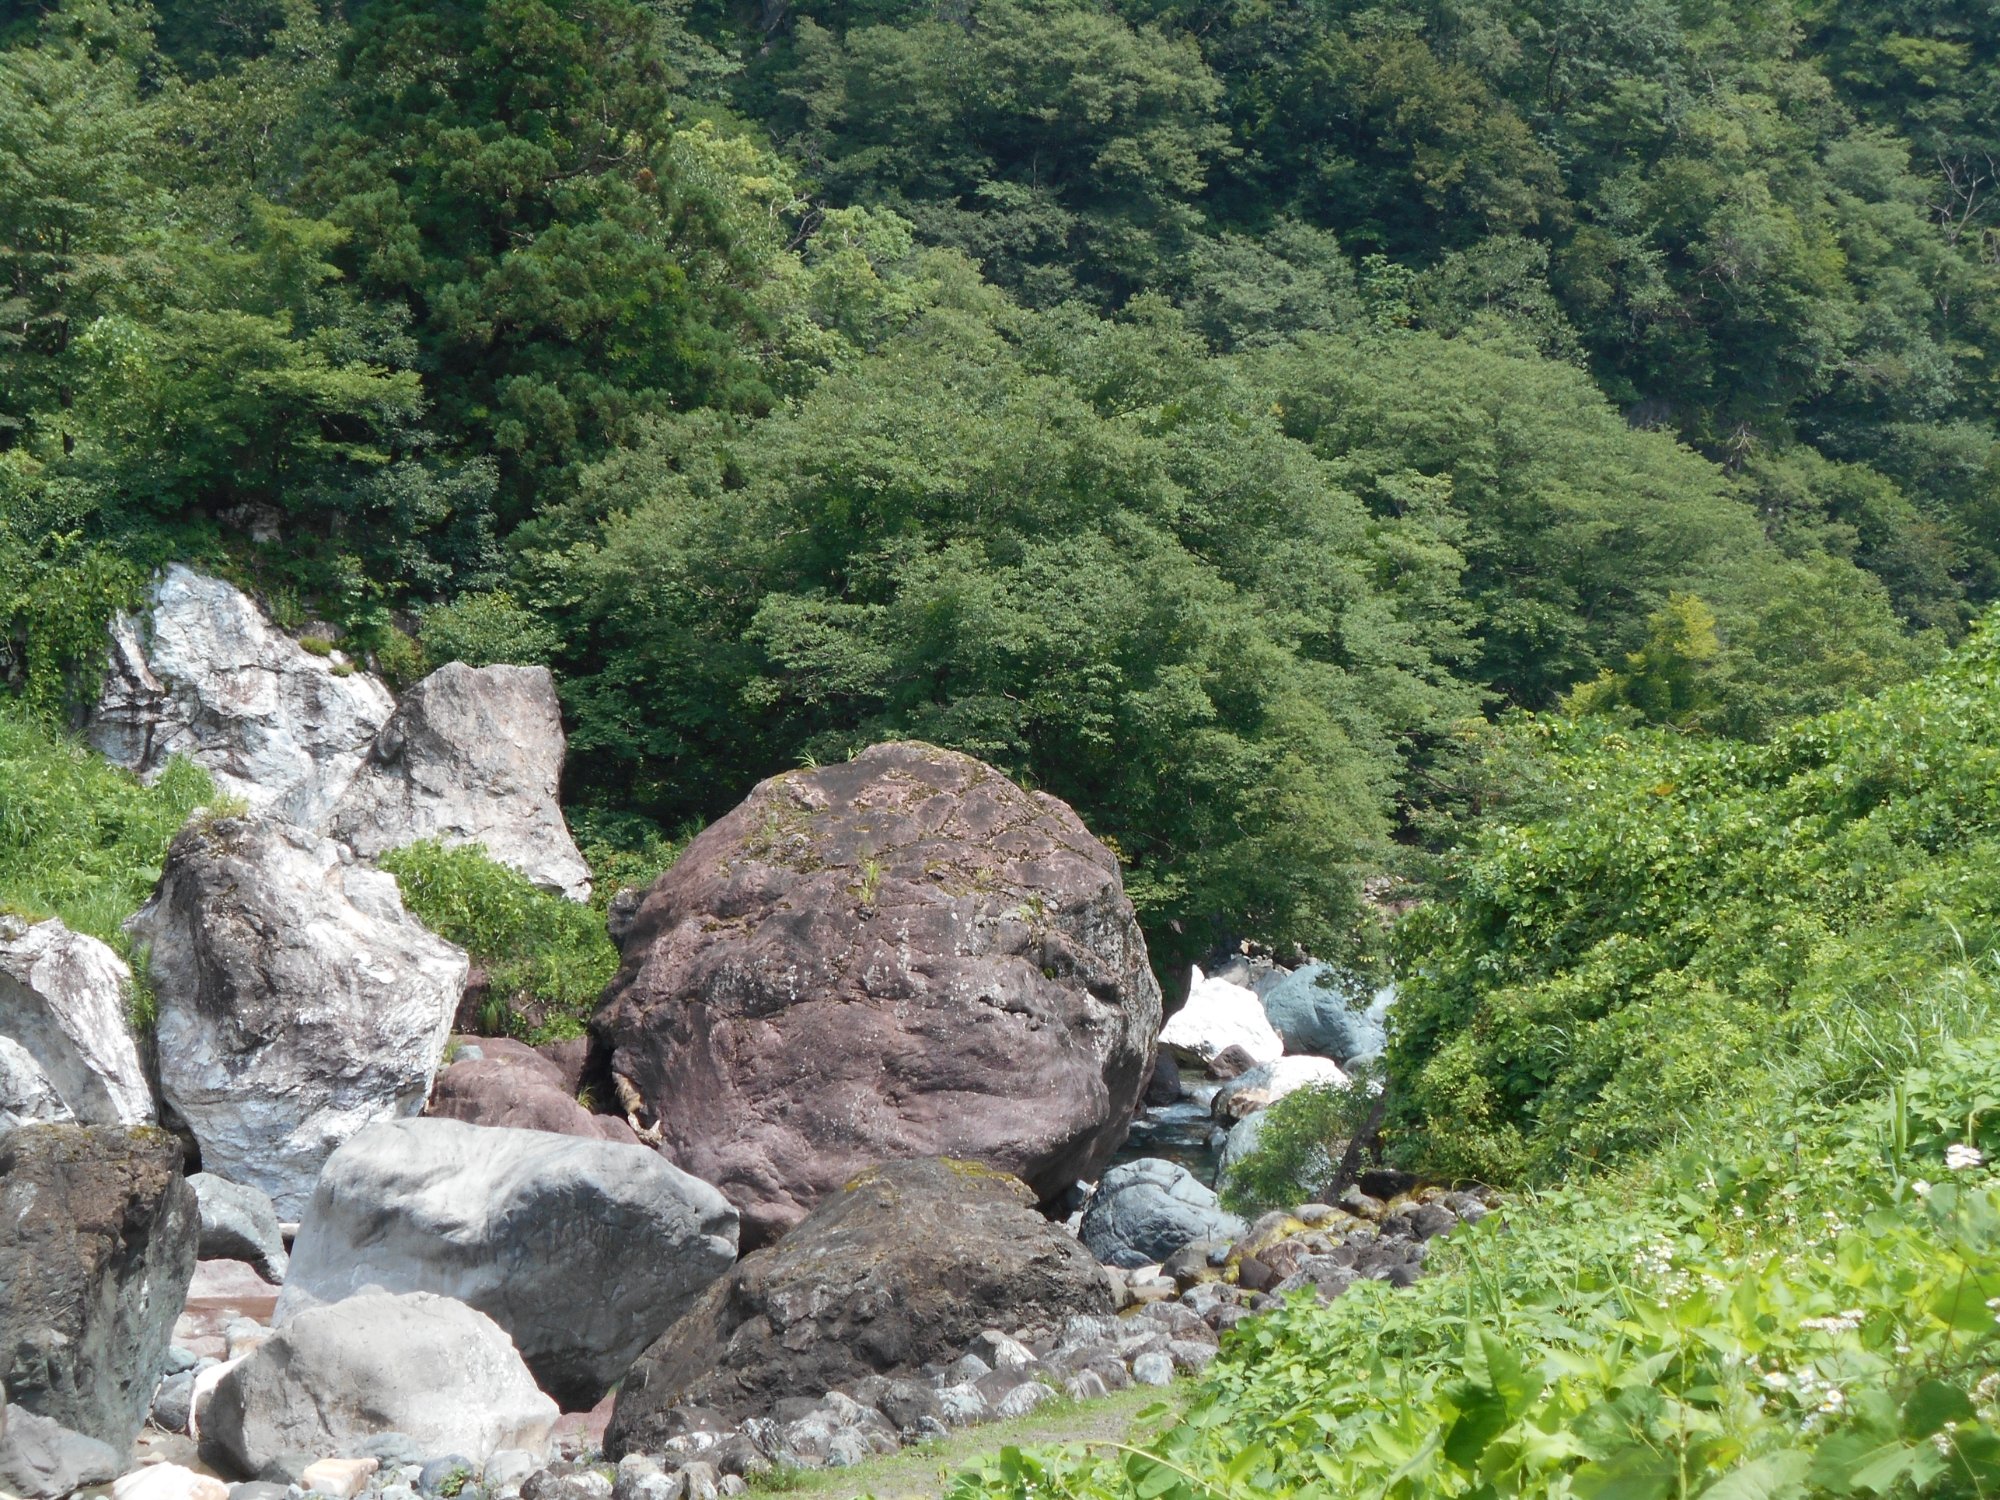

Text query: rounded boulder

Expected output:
[594,742,1162,1247]
[277,1118,738,1409]
[605,1157,1111,1450]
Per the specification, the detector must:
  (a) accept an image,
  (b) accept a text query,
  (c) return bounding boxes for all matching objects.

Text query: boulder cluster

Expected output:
[0,567,1482,1500]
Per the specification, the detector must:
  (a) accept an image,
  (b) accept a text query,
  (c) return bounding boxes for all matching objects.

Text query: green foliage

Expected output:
[946,995,2000,1500]
[1391,610,2000,1183]
[1217,1076,1380,1215]
[0,700,213,945]
[529,300,1486,967]
[419,591,560,670]
[300,0,790,514]
[376,840,617,1042]
[767,0,1226,304]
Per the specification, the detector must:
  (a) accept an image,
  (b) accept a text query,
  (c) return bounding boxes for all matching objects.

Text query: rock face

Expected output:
[1079,1158,1246,1269]
[427,1039,637,1144]
[1157,968,1284,1069]
[278,1118,738,1409]
[1210,1056,1349,1121]
[189,1175,290,1285]
[596,742,1161,1248]
[606,1158,1112,1450]
[324,663,590,900]
[90,565,395,828]
[1259,963,1393,1061]
[0,1125,199,1450]
[0,917,152,1128]
[127,816,469,1217]
[200,1292,558,1478]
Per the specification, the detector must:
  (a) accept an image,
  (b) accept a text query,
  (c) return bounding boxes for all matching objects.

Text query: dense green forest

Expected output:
[7,2,2000,1495]
[5,0,1995,974]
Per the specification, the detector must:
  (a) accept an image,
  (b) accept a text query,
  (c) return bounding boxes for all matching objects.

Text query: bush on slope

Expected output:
[945,613,2000,1500]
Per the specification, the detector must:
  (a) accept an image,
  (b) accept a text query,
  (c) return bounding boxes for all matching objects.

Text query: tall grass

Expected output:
[0,704,212,946]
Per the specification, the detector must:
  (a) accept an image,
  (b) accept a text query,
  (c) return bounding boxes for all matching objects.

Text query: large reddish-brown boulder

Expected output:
[427,1038,638,1145]
[594,741,1161,1248]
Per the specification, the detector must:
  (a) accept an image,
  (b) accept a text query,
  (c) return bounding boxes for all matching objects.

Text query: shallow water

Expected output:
[1111,1098,1222,1185]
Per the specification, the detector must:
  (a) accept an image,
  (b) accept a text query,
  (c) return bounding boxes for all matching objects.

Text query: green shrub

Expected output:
[948,1030,2000,1500]
[0,702,213,947]
[372,626,427,689]
[1218,1074,1382,1214]
[419,591,560,669]
[1388,611,2000,1182]
[377,840,617,1041]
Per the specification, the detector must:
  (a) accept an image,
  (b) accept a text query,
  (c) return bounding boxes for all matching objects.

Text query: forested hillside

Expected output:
[5,0,1994,972]
[7,2,2000,1497]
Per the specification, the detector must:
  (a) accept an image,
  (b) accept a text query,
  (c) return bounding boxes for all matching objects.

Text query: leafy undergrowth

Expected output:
[0,703,213,946]
[949,1020,2000,1500]
[943,618,2000,1500]
[377,840,619,1042]
[756,1386,1177,1500]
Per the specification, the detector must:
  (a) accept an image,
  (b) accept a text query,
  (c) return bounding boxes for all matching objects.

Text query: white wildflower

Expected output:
[1800,1310,1864,1335]
[1912,1179,1933,1199]
[1762,1371,1790,1392]
[1818,1387,1846,1414]
[1948,1143,1985,1172]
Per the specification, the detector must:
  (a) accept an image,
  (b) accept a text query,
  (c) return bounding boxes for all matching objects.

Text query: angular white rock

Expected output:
[1157,967,1284,1068]
[0,1035,72,1129]
[0,916,153,1127]
[199,1292,557,1478]
[278,1118,738,1408]
[128,816,468,1217]
[1209,1055,1349,1121]
[90,565,396,828]
[324,663,591,900]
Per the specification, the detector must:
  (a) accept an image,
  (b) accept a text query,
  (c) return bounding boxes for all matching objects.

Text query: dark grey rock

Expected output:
[845,1378,943,1439]
[0,1401,121,1499]
[152,1369,197,1433]
[0,1125,199,1450]
[1079,1160,1245,1270]
[191,1174,291,1284]
[606,1158,1109,1449]
[1258,964,1390,1061]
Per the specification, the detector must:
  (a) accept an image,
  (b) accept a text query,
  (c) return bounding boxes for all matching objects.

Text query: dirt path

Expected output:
[745,1384,1180,1500]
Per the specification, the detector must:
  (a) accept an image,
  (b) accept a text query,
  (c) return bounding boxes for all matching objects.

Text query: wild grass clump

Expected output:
[0,702,212,945]
[377,840,619,1042]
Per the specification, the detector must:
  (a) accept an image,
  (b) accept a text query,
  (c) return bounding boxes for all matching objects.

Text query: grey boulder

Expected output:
[0,916,153,1129]
[0,1400,121,1499]
[90,565,395,829]
[1214,1110,1273,1194]
[190,1175,290,1285]
[0,1125,199,1450]
[278,1118,738,1409]
[128,815,468,1218]
[200,1293,557,1479]
[1079,1158,1245,1270]
[324,663,590,901]
[1259,964,1393,1062]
